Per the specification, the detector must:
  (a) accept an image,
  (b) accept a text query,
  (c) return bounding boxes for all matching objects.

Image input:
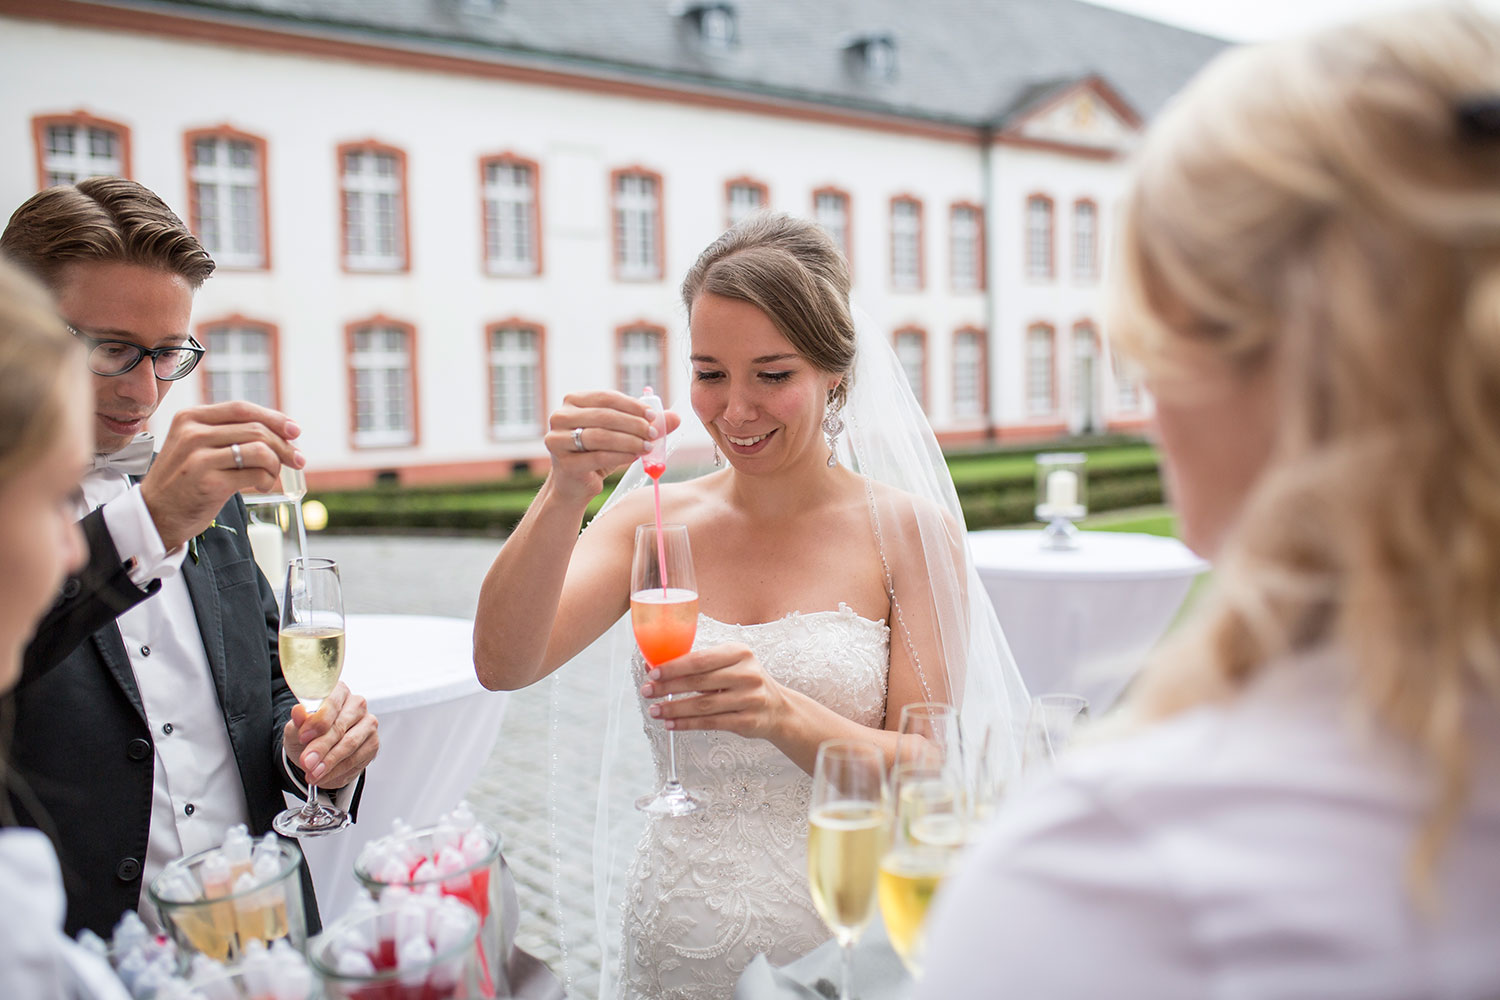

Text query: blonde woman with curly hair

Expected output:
[921,6,1500,997]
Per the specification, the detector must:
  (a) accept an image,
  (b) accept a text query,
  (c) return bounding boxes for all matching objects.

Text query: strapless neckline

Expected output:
[699,601,888,631]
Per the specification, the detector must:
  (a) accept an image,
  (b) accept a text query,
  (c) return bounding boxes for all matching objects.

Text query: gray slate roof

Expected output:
[123,0,1230,127]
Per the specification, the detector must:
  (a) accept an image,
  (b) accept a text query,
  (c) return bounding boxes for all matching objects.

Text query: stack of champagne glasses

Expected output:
[807,695,1090,990]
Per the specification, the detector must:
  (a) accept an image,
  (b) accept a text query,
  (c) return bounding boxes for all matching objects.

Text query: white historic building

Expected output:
[0,0,1224,487]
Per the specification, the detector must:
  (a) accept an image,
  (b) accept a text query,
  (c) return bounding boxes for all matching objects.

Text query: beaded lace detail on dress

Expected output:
[617,606,889,1000]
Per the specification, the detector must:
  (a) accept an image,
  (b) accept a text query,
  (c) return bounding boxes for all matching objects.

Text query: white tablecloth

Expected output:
[968,530,1208,711]
[290,613,508,921]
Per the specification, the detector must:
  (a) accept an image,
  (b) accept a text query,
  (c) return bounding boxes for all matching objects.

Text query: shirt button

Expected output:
[140,645,151,657]
[126,738,151,761]
[184,803,196,816]
[116,858,141,882]
[62,579,81,599]
[162,722,173,735]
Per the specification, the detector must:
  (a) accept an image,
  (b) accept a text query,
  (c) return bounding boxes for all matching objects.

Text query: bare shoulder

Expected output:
[581,475,722,542]
[864,479,963,551]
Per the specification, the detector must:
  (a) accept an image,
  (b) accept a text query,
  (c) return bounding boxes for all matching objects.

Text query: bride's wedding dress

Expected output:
[616,606,890,1000]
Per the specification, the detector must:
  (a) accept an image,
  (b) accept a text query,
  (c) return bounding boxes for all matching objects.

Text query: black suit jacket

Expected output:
[11,492,341,936]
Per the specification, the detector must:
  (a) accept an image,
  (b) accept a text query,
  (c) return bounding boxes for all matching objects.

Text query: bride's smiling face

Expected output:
[689,292,841,473]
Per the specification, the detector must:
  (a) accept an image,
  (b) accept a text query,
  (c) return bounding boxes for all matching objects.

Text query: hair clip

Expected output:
[1456,96,1500,141]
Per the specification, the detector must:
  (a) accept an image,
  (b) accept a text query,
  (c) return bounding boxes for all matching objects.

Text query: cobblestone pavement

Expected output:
[317,534,614,998]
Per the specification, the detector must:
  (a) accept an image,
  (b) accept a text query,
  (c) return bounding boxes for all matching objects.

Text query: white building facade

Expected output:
[0,0,1224,487]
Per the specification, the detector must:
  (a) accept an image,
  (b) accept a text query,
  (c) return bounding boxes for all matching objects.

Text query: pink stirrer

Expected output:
[641,387,669,597]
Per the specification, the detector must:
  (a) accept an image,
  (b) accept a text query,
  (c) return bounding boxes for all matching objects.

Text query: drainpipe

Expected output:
[979,124,997,444]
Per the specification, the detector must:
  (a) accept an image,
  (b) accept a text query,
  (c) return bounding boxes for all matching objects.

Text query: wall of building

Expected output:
[1,14,1143,485]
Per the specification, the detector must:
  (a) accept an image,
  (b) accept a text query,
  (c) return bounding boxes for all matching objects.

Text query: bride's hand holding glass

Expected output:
[544,390,681,502]
[640,641,792,741]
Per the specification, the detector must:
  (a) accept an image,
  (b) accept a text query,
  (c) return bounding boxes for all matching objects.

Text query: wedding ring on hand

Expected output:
[231,442,244,470]
[572,426,587,453]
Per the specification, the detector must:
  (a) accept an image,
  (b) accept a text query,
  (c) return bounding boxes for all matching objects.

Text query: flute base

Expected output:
[1040,516,1081,551]
[636,781,705,817]
[272,802,351,838]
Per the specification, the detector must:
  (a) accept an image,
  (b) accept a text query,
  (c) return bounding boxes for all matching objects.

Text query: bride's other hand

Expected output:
[641,642,790,740]
[545,391,682,503]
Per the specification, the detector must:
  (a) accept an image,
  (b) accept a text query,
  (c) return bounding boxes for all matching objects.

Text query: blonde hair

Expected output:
[1112,3,1500,889]
[0,257,78,483]
[681,212,856,408]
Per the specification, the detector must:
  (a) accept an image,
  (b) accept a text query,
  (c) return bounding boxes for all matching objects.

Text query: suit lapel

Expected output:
[93,627,147,724]
[181,552,231,712]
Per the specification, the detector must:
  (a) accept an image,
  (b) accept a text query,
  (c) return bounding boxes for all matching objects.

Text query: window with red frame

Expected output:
[814,189,852,262]
[952,328,985,419]
[189,133,266,269]
[726,179,767,227]
[39,118,126,186]
[483,158,539,276]
[351,323,415,446]
[618,327,664,397]
[489,324,543,437]
[894,329,927,409]
[1026,196,1054,281]
[1025,324,1056,415]
[891,198,922,290]
[202,322,275,408]
[342,147,406,271]
[614,172,661,281]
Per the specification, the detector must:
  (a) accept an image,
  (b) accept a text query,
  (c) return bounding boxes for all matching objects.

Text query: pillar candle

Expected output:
[1046,469,1078,509]
[246,518,285,587]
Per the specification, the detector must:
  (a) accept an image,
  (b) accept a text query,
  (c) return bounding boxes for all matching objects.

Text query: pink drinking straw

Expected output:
[641,388,669,598]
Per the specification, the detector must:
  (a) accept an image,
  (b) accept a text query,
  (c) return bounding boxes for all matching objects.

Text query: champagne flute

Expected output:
[879,763,964,976]
[272,557,350,836]
[631,522,704,816]
[808,740,888,1000]
[895,702,965,772]
[1021,693,1090,775]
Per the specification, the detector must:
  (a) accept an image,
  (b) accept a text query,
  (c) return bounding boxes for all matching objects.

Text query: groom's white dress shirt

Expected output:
[919,646,1500,1000]
[78,466,254,927]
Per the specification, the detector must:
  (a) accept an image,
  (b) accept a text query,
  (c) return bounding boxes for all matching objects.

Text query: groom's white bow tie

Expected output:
[91,434,156,478]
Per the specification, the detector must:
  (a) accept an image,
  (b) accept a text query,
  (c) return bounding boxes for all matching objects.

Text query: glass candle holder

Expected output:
[354,822,506,998]
[1034,452,1088,550]
[148,841,307,971]
[308,894,480,1000]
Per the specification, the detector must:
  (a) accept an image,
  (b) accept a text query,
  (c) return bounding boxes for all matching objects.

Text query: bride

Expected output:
[474,212,1027,999]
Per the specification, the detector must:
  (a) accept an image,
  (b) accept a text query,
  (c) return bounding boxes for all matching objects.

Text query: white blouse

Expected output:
[0,828,129,999]
[920,648,1500,1000]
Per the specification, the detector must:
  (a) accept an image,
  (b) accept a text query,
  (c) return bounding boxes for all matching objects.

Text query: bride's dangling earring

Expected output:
[823,399,845,468]
[712,441,724,468]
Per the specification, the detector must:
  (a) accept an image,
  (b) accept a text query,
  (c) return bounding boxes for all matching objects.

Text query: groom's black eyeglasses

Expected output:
[67,324,205,381]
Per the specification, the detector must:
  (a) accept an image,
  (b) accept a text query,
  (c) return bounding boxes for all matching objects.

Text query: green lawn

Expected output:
[1083,506,1179,537]
[947,444,1160,485]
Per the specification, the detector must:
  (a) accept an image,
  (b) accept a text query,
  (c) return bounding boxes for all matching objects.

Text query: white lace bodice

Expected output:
[617,605,890,1000]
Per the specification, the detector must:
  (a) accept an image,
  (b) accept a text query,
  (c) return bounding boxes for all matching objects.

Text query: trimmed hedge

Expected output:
[314,441,1162,535]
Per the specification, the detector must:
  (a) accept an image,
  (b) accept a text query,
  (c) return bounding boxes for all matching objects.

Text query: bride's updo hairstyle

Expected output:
[1111,5,1500,884]
[0,257,78,481]
[681,212,857,409]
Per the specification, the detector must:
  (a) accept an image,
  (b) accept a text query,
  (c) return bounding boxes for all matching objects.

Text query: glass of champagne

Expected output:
[895,702,965,771]
[1021,693,1090,775]
[808,740,888,1000]
[880,763,964,976]
[632,522,704,816]
[272,557,350,837]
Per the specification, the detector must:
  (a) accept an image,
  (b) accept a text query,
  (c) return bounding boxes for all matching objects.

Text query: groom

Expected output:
[1,177,379,935]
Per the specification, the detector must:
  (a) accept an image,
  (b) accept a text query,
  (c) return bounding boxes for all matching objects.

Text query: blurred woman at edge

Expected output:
[0,257,127,999]
[920,6,1500,997]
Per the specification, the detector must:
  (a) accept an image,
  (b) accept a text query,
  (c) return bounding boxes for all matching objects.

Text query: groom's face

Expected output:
[52,260,195,454]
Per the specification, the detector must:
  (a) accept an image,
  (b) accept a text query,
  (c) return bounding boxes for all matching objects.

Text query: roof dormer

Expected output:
[841,31,898,83]
[674,2,738,55]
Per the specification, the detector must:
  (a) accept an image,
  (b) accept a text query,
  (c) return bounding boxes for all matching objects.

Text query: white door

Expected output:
[1071,328,1100,434]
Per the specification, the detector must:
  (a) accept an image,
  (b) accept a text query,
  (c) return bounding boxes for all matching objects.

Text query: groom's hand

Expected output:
[283,682,380,788]
[637,643,788,740]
